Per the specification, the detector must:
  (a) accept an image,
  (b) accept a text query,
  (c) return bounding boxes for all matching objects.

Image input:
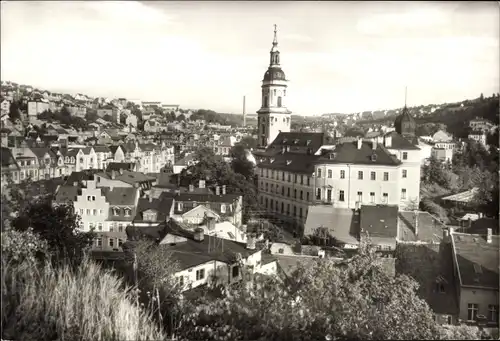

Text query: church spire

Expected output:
[404,86,407,108]
[270,25,280,66]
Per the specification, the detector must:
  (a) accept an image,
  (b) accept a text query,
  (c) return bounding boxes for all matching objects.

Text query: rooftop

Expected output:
[304,206,359,245]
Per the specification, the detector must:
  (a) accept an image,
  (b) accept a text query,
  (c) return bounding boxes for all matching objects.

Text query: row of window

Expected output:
[260,168,409,182]
[94,237,124,248]
[467,303,498,323]
[261,183,310,201]
[260,196,307,218]
[78,207,133,217]
[87,222,126,232]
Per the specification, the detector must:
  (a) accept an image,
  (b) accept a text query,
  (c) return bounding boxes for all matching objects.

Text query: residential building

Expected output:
[97,106,119,120]
[10,146,39,181]
[54,177,140,251]
[432,130,453,142]
[257,26,291,149]
[1,99,10,114]
[469,118,495,133]
[468,131,487,147]
[27,99,50,117]
[432,147,454,163]
[1,147,20,187]
[125,113,138,128]
[30,147,66,180]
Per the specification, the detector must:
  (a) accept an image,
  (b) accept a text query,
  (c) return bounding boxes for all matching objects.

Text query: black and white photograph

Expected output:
[1,1,498,340]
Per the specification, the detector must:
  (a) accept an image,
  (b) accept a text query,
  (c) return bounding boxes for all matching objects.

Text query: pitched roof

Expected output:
[54,185,80,203]
[452,232,499,289]
[133,194,174,223]
[304,206,359,245]
[398,211,445,243]
[101,187,138,206]
[268,132,327,153]
[92,145,111,153]
[1,147,19,169]
[360,205,398,239]
[106,162,136,172]
[97,170,156,185]
[385,131,421,150]
[257,152,317,174]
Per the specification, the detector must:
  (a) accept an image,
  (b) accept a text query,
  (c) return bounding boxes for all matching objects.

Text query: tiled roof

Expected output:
[360,205,398,239]
[54,185,80,203]
[395,243,459,316]
[64,170,100,185]
[29,147,52,159]
[138,143,157,151]
[304,206,359,245]
[384,131,420,150]
[398,211,445,243]
[92,145,111,153]
[452,232,499,289]
[133,194,174,223]
[258,152,317,174]
[97,170,156,185]
[101,187,138,206]
[268,132,327,153]
[106,162,135,172]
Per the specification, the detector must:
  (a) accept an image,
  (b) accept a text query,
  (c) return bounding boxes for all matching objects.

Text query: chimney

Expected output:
[222,185,226,195]
[487,228,492,243]
[111,170,116,179]
[413,210,419,236]
[189,184,194,192]
[246,233,256,250]
[199,179,205,189]
[357,137,362,150]
[372,138,377,150]
[207,217,216,231]
[442,228,449,241]
[193,228,204,242]
[119,168,124,175]
[384,135,392,148]
[215,186,220,195]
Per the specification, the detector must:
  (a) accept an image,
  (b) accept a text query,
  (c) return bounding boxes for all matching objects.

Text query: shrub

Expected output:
[1,250,165,340]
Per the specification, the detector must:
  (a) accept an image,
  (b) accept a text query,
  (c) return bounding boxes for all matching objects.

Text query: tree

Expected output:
[472,170,499,218]
[176,114,186,122]
[178,237,475,340]
[238,136,258,150]
[85,109,98,122]
[11,199,95,267]
[422,155,451,189]
[132,107,142,122]
[8,101,21,121]
[229,144,255,181]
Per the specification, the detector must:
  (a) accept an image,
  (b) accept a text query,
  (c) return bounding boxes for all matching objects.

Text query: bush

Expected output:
[1,231,165,341]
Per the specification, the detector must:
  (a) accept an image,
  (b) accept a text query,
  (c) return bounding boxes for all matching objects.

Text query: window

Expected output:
[328,170,332,178]
[306,192,310,201]
[92,209,97,216]
[265,183,268,192]
[293,205,297,216]
[401,169,408,179]
[286,203,290,215]
[436,282,445,293]
[316,188,321,200]
[109,238,114,248]
[317,169,322,178]
[79,209,84,215]
[281,202,284,213]
[358,171,363,180]
[177,276,184,287]
[294,174,298,183]
[278,248,284,254]
[221,204,226,213]
[86,209,91,215]
[287,173,291,182]
[118,224,123,233]
[287,187,290,197]
[232,266,240,278]
[468,304,479,321]
[301,175,304,184]
[489,305,499,323]
[401,188,407,199]
[118,239,124,247]
[88,222,94,230]
[277,96,282,107]
[446,316,452,325]
[382,193,388,203]
[95,237,102,247]
[98,223,103,231]
[196,269,205,280]
[307,177,310,186]
[340,170,345,179]
[124,208,131,217]
[282,172,285,181]
[357,191,362,202]
[383,172,389,181]
[281,187,285,195]
[339,190,345,202]
[87,195,91,201]
[327,189,332,202]
[402,152,408,160]
[300,190,303,200]
[299,207,303,218]
[294,189,297,199]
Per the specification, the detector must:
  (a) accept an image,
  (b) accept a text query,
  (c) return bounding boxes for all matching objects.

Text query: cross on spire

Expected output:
[273,24,278,46]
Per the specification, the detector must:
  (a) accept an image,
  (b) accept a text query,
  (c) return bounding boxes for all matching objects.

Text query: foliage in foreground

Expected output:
[177,239,482,341]
[1,230,164,341]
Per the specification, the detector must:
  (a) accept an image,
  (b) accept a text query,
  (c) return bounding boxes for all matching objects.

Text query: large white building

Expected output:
[253,29,422,236]
[257,25,291,149]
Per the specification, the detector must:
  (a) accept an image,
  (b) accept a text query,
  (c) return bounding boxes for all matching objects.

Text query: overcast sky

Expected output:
[1,1,498,115]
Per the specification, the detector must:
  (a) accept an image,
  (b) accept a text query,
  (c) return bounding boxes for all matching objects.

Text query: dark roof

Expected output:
[64,170,101,185]
[395,243,459,316]
[1,147,19,168]
[303,206,359,245]
[360,205,399,239]
[257,152,317,174]
[106,162,136,172]
[133,194,174,223]
[163,191,240,204]
[97,170,156,185]
[101,187,138,206]
[452,232,499,289]
[384,131,420,150]
[29,147,53,159]
[92,145,111,153]
[263,67,286,82]
[394,106,416,136]
[268,132,326,153]
[54,185,79,203]
[398,211,445,243]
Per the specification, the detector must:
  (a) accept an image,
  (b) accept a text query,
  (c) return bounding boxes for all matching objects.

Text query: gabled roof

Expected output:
[92,145,111,153]
[303,206,359,245]
[54,185,80,203]
[452,232,499,289]
[268,132,327,153]
[1,147,19,169]
[384,131,420,150]
[133,194,175,223]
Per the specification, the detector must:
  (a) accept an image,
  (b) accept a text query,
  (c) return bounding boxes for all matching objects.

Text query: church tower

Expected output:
[257,25,291,149]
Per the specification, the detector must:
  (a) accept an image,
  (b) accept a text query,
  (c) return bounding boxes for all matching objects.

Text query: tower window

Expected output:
[284,89,286,96]
[273,89,276,96]
[277,96,282,107]
[264,95,268,107]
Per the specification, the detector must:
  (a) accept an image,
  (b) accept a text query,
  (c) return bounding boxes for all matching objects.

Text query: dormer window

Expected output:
[294,139,299,144]
[177,202,183,211]
[65,157,69,163]
[371,154,378,162]
[306,140,311,146]
[286,160,292,166]
[221,204,226,214]
[329,153,336,160]
[124,208,131,217]
[283,138,287,143]
[143,211,157,222]
[71,157,75,163]
[270,158,275,163]
[112,207,120,216]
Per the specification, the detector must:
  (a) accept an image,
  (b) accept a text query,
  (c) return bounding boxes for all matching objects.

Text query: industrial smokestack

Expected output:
[243,95,246,127]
